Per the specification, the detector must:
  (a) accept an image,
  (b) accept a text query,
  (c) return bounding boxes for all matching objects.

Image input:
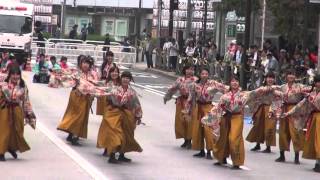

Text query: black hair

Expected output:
[263,72,276,86]
[230,75,240,84]
[182,63,194,76]
[77,55,86,68]
[196,68,210,83]
[106,66,121,84]
[5,65,25,88]
[60,56,67,61]
[39,53,45,57]
[105,51,114,57]
[285,69,296,76]
[50,56,56,61]
[82,56,94,68]
[121,71,134,82]
[310,74,320,93]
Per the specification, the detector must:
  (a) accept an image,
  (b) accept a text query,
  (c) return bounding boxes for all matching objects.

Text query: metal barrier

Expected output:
[31,40,136,67]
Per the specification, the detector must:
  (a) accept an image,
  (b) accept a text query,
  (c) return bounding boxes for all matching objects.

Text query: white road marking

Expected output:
[37,122,109,180]
[22,72,108,180]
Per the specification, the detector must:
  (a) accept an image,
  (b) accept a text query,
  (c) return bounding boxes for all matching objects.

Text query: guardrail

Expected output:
[31,39,136,67]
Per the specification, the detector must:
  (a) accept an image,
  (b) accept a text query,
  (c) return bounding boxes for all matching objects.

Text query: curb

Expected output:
[133,66,178,80]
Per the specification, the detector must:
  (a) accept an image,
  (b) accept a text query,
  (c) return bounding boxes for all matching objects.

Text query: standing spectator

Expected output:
[87,23,94,34]
[234,44,243,66]
[69,24,78,39]
[249,45,259,67]
[309,46,318,65]
[185,41,195,57]
[145,35,154,68]
[80,24,88,41]
[264,39,278,59]
[35,21,46,55]
[163,38,172,69]
[122,38,131,53]
[265,52,279,76]
[54,25,61,39]
[103,33,111,54]
[194,41,203,58]
[168,38,179,71]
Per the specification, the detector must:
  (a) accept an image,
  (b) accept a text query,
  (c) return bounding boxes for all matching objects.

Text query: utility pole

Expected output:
[135,0,142,62]
[157,0,162,41]
[203,0,208,41]
[240,0,251,90]
[186,0,192,39]
[169,0,174,37]
[261,0,266,49]
[61,0,67,35]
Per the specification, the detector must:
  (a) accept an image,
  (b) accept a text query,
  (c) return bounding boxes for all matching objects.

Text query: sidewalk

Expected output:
[133,62,178,80]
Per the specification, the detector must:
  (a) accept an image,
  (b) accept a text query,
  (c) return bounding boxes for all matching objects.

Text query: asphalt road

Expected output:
[0,67,319,180]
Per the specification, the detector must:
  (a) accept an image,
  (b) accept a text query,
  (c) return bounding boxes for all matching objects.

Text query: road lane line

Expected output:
[37,122,109,180]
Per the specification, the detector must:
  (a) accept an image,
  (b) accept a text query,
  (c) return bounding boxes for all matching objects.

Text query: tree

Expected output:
[268,0,320,48]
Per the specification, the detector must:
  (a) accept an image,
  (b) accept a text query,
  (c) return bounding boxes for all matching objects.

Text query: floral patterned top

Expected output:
[185,80,229,113]
[164,76,198,101]
[49,68,101,95]
[284,90,320,130]
[101,63,116,79]
[0,72,6,82]
[0,81,36,127]
[201,87,272,140]
[274,83,311,104]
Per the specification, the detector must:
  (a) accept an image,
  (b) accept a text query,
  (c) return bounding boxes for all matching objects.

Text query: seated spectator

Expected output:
[59,56,69,70]
[33,53,50,83]
[48,56,61,72]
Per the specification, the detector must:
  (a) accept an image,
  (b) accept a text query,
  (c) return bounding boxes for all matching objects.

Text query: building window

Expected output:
[115,20,128,37]
[105,20,114,35]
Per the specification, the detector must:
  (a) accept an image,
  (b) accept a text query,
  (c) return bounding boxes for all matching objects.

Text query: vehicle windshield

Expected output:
[0,15,32,34]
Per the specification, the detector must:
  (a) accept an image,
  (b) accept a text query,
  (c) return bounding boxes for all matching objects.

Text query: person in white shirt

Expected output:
[168,38,179,71]
[163,38,172,69]
[185,41,195,57]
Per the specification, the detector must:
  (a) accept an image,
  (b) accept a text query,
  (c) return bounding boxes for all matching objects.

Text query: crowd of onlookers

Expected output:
[146,33,319,88]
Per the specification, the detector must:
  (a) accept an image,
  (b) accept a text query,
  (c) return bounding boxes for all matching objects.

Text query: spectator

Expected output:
[54,25,61,39]
[69,24,78,39]
[33,54,50,83]
[80,24,88,41]
[185,41,195,57]
[265,52,279,76]
[122,38,131,52]
[264,39,277,59]
[87,23,94,34]
[35,21,46,54]
[163,37,172,69]
[194,41,203,58]
[145,35,154,68]
[59,56,69,69]
[309,46,318,65]
[103,33,111,54]
[48,56,61,72]
[234,44,244,66]
[0,50,9,70]
[168,38,179,71]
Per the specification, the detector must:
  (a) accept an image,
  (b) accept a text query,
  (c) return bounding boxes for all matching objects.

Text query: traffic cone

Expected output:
[25,57,32,71]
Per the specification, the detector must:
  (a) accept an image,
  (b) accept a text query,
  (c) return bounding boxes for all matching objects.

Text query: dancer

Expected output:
[0,66,36,161]
[96,51,116,115]
[202,76,273,169]
[246,72,279,153]
[54,56,99,145]
[164,64,198,149]
[283,74,320,172]
[185,68,228,159]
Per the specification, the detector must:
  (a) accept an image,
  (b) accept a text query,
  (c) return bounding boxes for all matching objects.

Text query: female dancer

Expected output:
[185,68,228,159]
[55,56,99,145]
[164,64,198,149]
[96,51,116,115]
[283,74,320,172]
[93,71,143,163]
[273,69,311,164]
[246,72,279,153]
[202,76,273,169]
[95,66,121,156]
[0,66,36,161]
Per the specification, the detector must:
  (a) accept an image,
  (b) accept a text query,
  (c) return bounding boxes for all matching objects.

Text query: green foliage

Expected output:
[215,0,261,16]
[267,0,320,44]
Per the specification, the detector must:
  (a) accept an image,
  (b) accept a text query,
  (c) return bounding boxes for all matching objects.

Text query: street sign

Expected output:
[227,24,236,37]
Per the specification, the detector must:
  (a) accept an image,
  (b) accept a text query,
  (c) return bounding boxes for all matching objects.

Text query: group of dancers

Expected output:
[164,64,320,172]
[0,51,319,173]
[0,51,143,163]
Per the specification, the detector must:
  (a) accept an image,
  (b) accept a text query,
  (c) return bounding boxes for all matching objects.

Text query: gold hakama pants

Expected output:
[57,90,92,138]
[175,97,193,140]
[279,105,305,152]
[246,105,277,146]
[97,104,142,155]
[192,103,214,151]
[213,114,245,166]
[96,96,106,116]
[0,105,30,154]
[302,112,320,160]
